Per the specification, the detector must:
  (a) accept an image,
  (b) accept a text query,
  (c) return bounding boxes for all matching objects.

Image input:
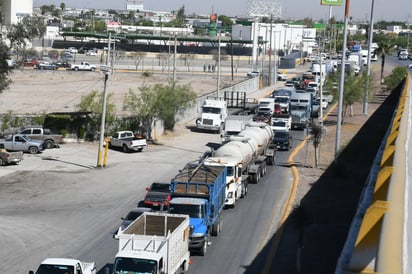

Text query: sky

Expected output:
[34,0,412,22]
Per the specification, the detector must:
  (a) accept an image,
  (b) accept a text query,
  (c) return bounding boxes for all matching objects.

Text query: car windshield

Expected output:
[125,210,146,221]
[202,107,221,114]
[35,264,74,274]
[114,257,157,274]
[275,97,288,103]
[149,183,170,192]
[169,203,203,218]
[274,131,288,138]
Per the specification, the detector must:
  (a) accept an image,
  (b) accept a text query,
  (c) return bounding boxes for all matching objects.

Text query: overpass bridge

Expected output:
[335,74,411,273]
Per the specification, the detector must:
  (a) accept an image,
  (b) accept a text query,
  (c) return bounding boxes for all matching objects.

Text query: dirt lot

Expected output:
[0,68,240,116]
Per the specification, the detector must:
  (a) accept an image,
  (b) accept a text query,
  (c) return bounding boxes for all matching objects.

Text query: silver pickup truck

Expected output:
[0,134,44,154]
[108,131,147,153]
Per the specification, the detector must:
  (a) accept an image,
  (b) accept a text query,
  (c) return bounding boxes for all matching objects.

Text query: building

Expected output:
[0,0,32,25]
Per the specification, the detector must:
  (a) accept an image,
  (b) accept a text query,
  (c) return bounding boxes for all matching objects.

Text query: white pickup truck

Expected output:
[70,61,96,71]
[108,130,147,152]
[29,258,96,274]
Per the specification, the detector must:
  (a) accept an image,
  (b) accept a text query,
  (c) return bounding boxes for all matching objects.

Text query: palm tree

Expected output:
[375,33,396,83]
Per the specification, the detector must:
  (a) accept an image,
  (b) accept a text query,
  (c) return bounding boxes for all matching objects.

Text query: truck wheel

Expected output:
[122,145,129,153]
[0,158,4,166]
[241,181,248,198]
[252,170,260,184]
[44,140,54,149]
[74,67,79,71]
[199,234,209,256]
[29,146,39,154]
[267,155,275,166]
[211,218,220,236]
[108,142,112,149]
[260,164,267,176]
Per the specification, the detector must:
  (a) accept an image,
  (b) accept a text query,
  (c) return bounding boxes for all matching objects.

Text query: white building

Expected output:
[0,0,32,25]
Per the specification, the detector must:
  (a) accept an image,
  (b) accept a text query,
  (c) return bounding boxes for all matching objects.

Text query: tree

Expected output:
[302,17,313,28]
[383,66,408,91]
[123,83,197,140]
[374,32,397,83]
[123,86,158,141]
[75,90,116,137]
[179,53,195,71]
[155,83,197,130]
[218,15,233,27]
[311,122,323,168]
[342,72,368,117]
[0,43,12,94]
[6,15,46,60]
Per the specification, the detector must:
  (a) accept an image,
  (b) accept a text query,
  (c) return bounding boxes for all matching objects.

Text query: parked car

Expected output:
[143,182,172,209]
[86,50,97,56]
[407,64,412,69]
[23,57,39,66]
[54,60,71,68]
[113,207,153,238]
[247,70,261,78]
[33,62,58,70]
[66,47,78,54]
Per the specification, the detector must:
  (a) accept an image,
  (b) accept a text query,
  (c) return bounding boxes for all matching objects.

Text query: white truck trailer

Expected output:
[196,99,228,133]
[204,122,275,207]
[114,212,190,274]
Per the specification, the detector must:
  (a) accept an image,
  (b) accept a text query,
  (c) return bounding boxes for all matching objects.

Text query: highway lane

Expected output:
[187,130,305,274]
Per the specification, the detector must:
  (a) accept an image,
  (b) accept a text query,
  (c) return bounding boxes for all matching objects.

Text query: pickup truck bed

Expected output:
[0,145,23,165]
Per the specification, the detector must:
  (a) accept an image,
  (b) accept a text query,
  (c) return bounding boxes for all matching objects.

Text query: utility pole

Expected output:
[97,34,112,168]
[217,32,221,98]
[173,36,177,84]
[268,16,273,86]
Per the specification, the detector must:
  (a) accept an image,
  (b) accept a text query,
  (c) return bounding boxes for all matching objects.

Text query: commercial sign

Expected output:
[321,0,343,5]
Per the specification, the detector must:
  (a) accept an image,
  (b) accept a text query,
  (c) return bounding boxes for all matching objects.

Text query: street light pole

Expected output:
[364,0,375,115]
[335,0,350,158]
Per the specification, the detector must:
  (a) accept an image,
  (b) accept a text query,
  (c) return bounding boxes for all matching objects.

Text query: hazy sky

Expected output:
[34,0,412,22]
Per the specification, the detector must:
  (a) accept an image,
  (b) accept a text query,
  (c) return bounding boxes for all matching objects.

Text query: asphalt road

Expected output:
[0,58,309,273]
[0,126,307,273]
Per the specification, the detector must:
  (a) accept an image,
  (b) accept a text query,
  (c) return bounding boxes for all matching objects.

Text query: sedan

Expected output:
[33,62,58,70]
[113,207,153,238]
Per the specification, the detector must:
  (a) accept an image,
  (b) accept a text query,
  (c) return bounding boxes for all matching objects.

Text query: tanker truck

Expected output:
[204,122,276,208]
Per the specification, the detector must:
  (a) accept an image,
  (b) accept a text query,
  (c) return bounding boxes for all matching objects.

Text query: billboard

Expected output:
[321,0,343,5]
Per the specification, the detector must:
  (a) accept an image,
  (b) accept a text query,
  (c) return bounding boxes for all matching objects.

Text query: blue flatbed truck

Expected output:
[168,163,226,256]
